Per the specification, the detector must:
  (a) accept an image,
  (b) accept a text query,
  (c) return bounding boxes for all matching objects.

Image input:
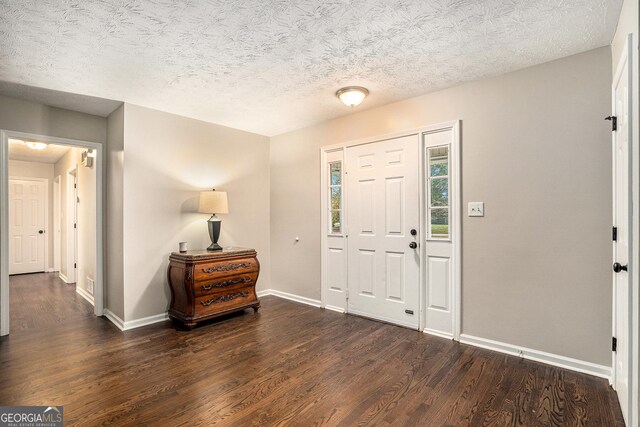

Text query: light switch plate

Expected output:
[468,202,484,217]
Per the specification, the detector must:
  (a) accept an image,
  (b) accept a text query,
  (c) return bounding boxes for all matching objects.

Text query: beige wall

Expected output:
[611,0,638,71]
[8,160,55,270]
[0,95,107,143]
[54,148,97,298]
[106,106,125,319]
[270,47,612,366]
[120,104,270,321]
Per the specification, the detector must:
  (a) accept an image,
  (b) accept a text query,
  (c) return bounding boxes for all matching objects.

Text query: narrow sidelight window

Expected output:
[427,145,450,239]
[328,161,342,234]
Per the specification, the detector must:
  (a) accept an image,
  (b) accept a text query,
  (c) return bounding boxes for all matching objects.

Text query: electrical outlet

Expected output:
[87,277,94,295]
[468,202,484,217]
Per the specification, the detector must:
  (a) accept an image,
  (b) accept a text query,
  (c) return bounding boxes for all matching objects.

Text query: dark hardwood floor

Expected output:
[8,272,95,333]
[0,273,624,426]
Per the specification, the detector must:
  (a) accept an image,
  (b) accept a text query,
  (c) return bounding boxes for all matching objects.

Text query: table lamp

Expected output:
[198,189,229,251]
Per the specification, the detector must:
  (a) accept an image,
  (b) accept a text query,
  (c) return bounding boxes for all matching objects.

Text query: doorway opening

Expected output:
[0,131,104,336]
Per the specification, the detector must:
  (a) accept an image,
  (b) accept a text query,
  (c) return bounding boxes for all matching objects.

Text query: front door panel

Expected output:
[346,135,420,328]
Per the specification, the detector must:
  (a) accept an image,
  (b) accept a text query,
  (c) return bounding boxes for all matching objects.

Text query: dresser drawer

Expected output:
[194,287,257,317]
[194,257,259,282]
[194,272,258,297]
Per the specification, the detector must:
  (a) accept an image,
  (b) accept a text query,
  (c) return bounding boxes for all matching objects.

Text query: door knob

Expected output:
[613,262,628,273]
[410,229,417,236]
[38,230,44,234]
[409,242,417,249]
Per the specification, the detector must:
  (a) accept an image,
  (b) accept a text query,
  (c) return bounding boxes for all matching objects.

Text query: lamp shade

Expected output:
[198,190,229,214]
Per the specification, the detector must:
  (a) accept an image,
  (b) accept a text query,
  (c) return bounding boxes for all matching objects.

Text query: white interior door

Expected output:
[8,179,46,275]
[346,135,420,328]
[612,36,632,426]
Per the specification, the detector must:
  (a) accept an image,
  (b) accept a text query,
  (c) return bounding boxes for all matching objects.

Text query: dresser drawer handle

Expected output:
[201,291,249,306]
[202,277,250,291]
[202,262,251,273]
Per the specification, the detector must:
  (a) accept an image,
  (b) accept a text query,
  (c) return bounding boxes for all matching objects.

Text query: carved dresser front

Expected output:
[167,247,260,329]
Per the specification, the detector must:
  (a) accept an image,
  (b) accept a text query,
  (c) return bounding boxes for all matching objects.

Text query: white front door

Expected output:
[8,179,46,275]
[346,135,420,328]
[612,36,632,426]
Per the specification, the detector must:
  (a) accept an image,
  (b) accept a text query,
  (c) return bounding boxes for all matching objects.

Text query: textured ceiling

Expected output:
[0,0,623,136]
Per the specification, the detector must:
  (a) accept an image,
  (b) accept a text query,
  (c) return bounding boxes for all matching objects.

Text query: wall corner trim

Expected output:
[103,309,125,331]
[76,287,95,306]
[257,289,321,307]
[103,309,169,331]
[460,334,611,380]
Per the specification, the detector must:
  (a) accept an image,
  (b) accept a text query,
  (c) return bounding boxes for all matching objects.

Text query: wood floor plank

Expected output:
[0,273,625,426]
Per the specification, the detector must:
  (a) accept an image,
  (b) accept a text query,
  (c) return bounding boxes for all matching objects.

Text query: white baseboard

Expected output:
[103,309,169,331]
[125,312,170,330]
[323,304,346,314]
[460,334,611,380]
[75,286,94,305]
[58,273,68,283]
[46,268,56,273]
[104,289,317,332]
[256,289,271,298]
[257,289,321,308]
[424,328,454,340]
[104,309,125,331]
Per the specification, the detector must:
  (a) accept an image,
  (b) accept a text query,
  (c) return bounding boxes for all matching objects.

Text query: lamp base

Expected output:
[207,242,223,251]
[207,215,223,251]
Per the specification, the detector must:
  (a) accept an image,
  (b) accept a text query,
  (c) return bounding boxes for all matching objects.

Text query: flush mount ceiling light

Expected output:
[336,86,369,107]
[26,141,47,150]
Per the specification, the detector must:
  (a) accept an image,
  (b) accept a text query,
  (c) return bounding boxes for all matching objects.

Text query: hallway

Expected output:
[9,272,94,334]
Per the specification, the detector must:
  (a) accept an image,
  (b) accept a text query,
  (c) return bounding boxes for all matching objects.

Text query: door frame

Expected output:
[0,130,105,336]
[53,175,61,272]
[611,32,638,426]
[7,176,49,274]
[320,120,461,339]
[65,166,78,284]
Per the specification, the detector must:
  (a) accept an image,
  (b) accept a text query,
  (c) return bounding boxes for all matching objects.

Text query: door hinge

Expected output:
[345,289,349,299]
[74,263,77,269]
[605,116,617,131]
[612,336,617,352]
[74,183,77,189]
[74,223,77,229]
[613,226,618,242]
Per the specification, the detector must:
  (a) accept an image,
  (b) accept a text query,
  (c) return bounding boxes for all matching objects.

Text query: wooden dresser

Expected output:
[167,247,260,329]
